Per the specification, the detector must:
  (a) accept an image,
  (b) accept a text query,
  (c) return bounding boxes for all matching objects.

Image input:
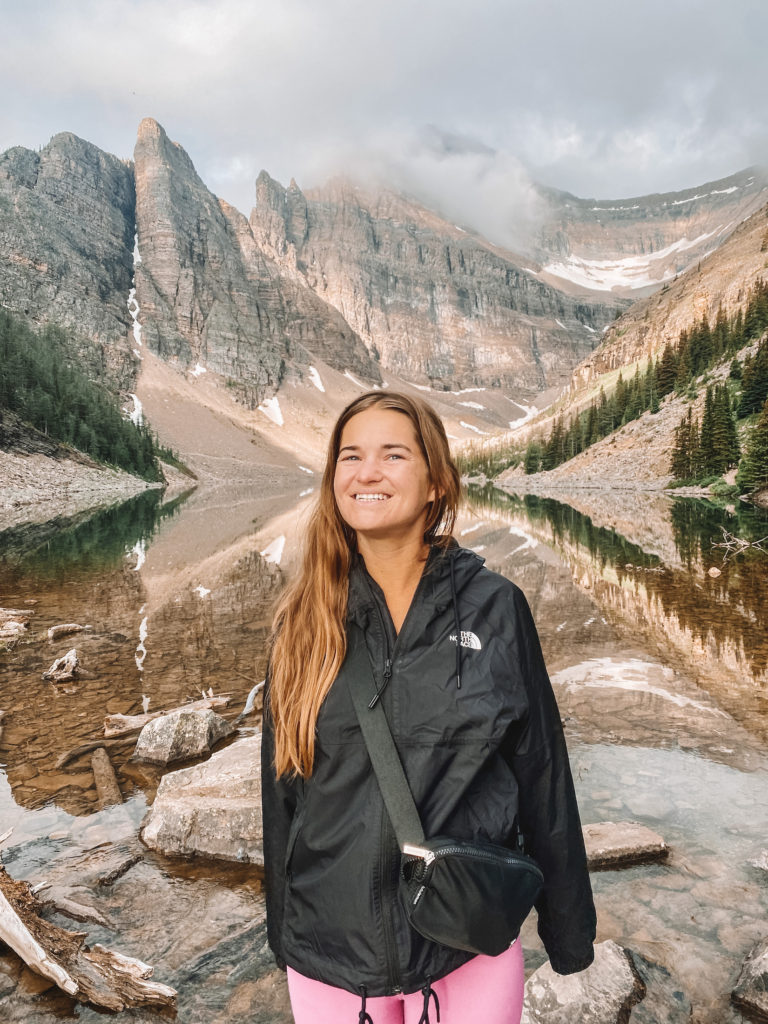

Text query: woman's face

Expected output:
[334,407,436,546]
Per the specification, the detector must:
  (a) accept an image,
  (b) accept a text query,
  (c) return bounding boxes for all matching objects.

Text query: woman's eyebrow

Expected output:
[339,442,413,453]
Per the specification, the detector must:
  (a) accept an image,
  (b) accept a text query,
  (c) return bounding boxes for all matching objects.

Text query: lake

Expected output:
[1,482,767,1023]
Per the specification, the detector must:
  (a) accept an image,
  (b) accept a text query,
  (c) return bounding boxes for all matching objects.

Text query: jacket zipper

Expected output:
[366,589,403,992]
[361,563,433,994]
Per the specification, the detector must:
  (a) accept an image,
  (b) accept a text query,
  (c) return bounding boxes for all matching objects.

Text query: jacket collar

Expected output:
[346,540,485,629]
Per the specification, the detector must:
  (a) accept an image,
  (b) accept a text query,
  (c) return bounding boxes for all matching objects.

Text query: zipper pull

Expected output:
[368,658,392,709]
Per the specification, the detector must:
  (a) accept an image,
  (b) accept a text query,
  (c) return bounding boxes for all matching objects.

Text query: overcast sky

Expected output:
[2,0,768,246]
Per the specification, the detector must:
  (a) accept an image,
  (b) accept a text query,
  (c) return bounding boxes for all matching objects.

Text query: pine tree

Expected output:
[656,344,678,397]
[670,408,693,480]
[737,397,768,493]
[698,387,717,475]
[524,440,542,474]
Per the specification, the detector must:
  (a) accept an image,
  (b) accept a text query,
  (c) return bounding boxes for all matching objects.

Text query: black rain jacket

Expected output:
[261,544,596,996]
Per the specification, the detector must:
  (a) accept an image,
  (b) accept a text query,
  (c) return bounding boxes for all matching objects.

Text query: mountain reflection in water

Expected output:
[0,484,767,1023]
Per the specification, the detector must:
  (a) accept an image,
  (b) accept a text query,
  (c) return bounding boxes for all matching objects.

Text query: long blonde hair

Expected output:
[268,390,462,777]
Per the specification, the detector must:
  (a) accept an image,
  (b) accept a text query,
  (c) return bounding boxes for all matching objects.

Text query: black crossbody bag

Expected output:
[346,627,544,957]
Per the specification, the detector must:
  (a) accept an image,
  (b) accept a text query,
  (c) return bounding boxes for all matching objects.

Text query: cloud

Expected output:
[1,0,767,225]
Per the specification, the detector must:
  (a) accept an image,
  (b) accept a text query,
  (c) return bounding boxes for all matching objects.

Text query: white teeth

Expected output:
[355,493,388,501]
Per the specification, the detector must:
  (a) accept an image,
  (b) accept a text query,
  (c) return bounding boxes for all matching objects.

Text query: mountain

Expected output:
[497,194,768,492]
[250,174,624,392]
[133,119,376,399]
[533,167,768,296]
[0,132,136,391]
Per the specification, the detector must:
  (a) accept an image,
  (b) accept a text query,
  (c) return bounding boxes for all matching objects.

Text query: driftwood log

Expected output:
[0,865,177,1012]
[104,695,231,738]
[48,623,89,642]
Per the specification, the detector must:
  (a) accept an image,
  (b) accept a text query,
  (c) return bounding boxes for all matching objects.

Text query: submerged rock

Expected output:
[0,608,32,641]
[133,708,234,765]
[732,937,768,1022]
[42,648,88,682]
[47,623,89,642]
[583,821,669,869]
[141,732,262,864]
[521,940,645,1023]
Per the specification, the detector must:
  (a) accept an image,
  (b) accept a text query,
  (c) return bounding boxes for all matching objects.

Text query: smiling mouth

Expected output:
[353,493,390,502]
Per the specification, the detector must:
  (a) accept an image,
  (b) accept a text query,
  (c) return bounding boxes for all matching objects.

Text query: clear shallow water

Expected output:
[1,485,767,1022]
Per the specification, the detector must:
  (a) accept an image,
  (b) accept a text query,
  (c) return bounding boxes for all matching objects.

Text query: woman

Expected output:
[261,391,596,1024]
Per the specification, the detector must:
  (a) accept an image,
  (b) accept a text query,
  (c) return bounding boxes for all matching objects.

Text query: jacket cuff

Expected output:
[547,946,595,976]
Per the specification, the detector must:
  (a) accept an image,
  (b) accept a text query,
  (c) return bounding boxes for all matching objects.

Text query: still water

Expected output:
[1,484,767,1023]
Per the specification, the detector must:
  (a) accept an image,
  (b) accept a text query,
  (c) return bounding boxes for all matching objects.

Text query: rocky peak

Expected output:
[0,132,136,391]
[251,174,624,391]
[134,125,376,394]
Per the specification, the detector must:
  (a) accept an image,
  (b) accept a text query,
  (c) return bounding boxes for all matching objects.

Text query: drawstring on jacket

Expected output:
[358,986,374,1024]
[355,979,440,1024]
[449,553,462,689]
[417,978,441,1024]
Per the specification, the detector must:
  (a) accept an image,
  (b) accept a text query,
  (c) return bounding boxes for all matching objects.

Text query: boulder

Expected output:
[750,850,768,872]
[133,709,234,765]
[141,733,262,864]
[732,937,768,1022]
[583,821,669,870]
[521,940,645,1024]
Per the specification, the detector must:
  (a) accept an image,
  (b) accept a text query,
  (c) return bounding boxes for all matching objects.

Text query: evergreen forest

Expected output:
[524,279,768,492]
[0,309,162,480]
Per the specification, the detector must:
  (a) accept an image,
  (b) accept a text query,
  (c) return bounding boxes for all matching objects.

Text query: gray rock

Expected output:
[521,940,645,1024]
[750,850,768,872]
[141,733,262,864]
[583,821,669,870]
[732,937,768,1022]
[42,647,86,682]
[133,708,234,765]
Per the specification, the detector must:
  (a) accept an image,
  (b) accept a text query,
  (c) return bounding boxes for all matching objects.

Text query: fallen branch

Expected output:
[104,695,231,738]
[711,528,768,560]
[0,865,176,1012]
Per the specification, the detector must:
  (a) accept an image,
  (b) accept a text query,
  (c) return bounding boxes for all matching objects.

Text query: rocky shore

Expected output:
[0,449,162,531]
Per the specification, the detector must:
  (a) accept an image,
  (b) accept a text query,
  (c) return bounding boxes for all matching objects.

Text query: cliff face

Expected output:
[133,119,376,399]
[536,167,768,295]
[0,132,136,390]
[250,175,625,392]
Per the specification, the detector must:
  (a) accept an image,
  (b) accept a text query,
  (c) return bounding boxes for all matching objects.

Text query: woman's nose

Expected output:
[356,457,383,481]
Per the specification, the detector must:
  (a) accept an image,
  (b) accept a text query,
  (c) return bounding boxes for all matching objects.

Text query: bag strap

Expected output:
[345,625,425,850]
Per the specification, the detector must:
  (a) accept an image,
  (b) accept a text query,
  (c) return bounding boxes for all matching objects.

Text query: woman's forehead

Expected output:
[339,407,419,445]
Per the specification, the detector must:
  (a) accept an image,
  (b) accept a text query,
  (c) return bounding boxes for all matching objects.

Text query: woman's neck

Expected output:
[357,535,431,633]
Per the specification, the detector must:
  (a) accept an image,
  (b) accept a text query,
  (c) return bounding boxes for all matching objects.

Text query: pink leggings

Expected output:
[286,940,524,1024]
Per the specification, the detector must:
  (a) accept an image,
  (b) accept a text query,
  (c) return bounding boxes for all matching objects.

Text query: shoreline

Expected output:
[0,449,166,532]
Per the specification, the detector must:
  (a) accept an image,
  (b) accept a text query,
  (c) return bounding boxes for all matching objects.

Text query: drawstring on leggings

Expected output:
[417,978,440,1024]
[358,985,374,1024]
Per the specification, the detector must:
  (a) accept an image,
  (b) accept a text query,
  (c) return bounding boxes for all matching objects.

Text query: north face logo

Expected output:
[450,631,482,650]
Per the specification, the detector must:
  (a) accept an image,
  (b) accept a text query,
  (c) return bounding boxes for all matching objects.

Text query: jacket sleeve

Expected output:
[260,675,299,971]
[500,585,596,975]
